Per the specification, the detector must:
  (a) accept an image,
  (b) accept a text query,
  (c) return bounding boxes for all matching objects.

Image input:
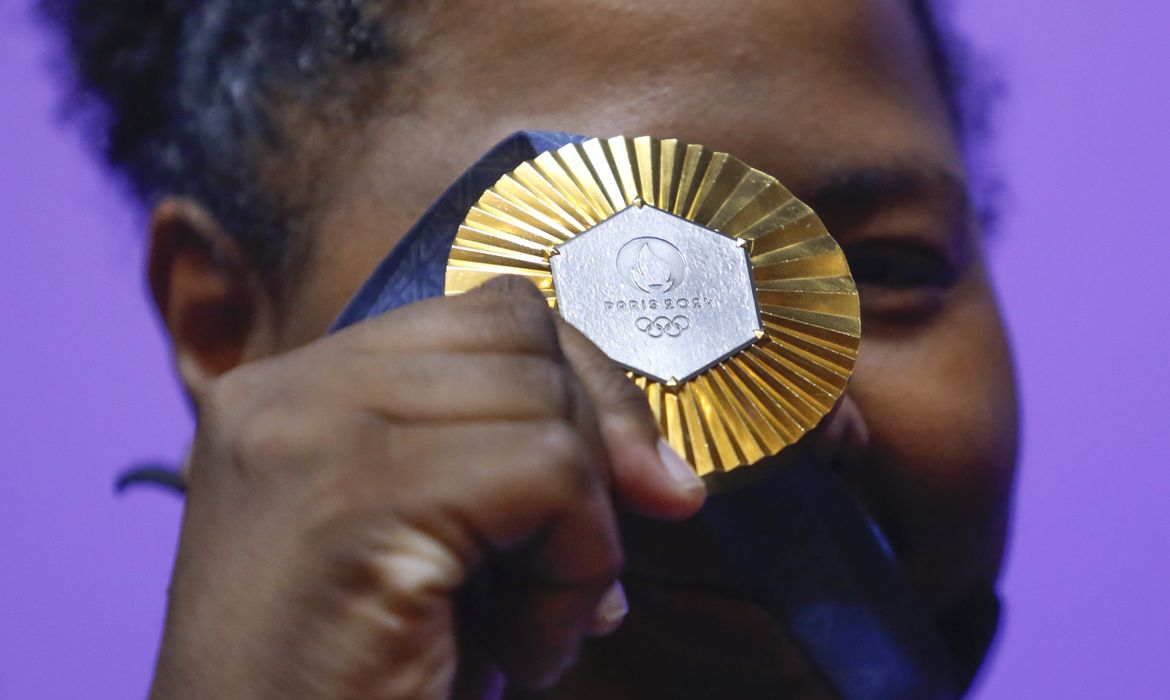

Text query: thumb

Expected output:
[554,317,706,519]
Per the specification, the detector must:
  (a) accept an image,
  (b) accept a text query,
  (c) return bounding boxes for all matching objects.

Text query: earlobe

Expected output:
[148,198,272,405]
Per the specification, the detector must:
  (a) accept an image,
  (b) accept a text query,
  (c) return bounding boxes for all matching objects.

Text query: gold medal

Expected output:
[445,136,860,479]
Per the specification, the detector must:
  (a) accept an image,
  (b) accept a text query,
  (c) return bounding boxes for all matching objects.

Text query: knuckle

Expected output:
[197,358,340,486]
[201,366,253,429]
[481,274,546,301]
[195,366,273,469]
[538,420,587,470]
[309,520,460,604]
[228,398,342,483]
[480,292,560,356]
[524,358,576,419]
[536,420,596,494]
[231,404,303,476]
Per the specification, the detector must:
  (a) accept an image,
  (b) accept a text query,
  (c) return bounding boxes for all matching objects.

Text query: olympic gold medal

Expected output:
[444,136,860,479]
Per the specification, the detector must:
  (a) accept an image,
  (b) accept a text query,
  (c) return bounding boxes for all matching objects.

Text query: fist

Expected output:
[150,277,706,699]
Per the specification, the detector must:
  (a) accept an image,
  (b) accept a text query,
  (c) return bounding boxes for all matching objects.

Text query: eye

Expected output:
[843,239,959,319]
[847,240,957,289]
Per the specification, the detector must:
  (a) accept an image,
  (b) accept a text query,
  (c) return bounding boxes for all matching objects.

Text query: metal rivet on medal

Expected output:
[444,136,860,478]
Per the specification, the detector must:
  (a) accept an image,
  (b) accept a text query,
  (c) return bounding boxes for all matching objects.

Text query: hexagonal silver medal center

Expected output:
[550,204,762,384]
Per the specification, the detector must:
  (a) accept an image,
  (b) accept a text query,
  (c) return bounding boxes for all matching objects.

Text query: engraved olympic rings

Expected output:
[635,315,691,338]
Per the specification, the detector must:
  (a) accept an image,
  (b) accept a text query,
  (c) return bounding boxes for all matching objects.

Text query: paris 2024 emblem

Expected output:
[616,238,691,338]
[617,237,687,294]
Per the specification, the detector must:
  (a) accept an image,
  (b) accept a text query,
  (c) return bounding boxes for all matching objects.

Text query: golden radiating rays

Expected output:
[445,136,860,477]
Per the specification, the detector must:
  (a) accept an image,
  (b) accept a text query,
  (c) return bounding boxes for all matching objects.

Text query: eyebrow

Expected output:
[794,164,974,231]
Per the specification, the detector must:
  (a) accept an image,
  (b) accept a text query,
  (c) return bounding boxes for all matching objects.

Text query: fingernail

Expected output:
[657,438,705,493]
[590,582,628,636]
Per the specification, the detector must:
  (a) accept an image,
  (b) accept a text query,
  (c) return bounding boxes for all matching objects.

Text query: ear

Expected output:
[148,198,276,405]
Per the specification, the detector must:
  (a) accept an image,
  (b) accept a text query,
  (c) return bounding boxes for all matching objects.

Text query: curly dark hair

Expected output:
[38,0,988,282]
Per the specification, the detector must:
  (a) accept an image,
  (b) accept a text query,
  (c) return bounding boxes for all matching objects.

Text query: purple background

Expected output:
[2,1,1167,696]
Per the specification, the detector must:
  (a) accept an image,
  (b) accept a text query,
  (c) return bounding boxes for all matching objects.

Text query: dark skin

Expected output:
[148,0,1018,697]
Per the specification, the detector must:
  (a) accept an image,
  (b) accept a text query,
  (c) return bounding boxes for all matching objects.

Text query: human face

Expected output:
[259,0,1017,692]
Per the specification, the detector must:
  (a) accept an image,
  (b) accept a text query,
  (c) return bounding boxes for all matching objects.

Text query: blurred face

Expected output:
[252,0,1017,693]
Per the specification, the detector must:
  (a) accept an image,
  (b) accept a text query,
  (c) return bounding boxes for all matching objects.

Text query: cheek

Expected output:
[847,269,1019,609]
